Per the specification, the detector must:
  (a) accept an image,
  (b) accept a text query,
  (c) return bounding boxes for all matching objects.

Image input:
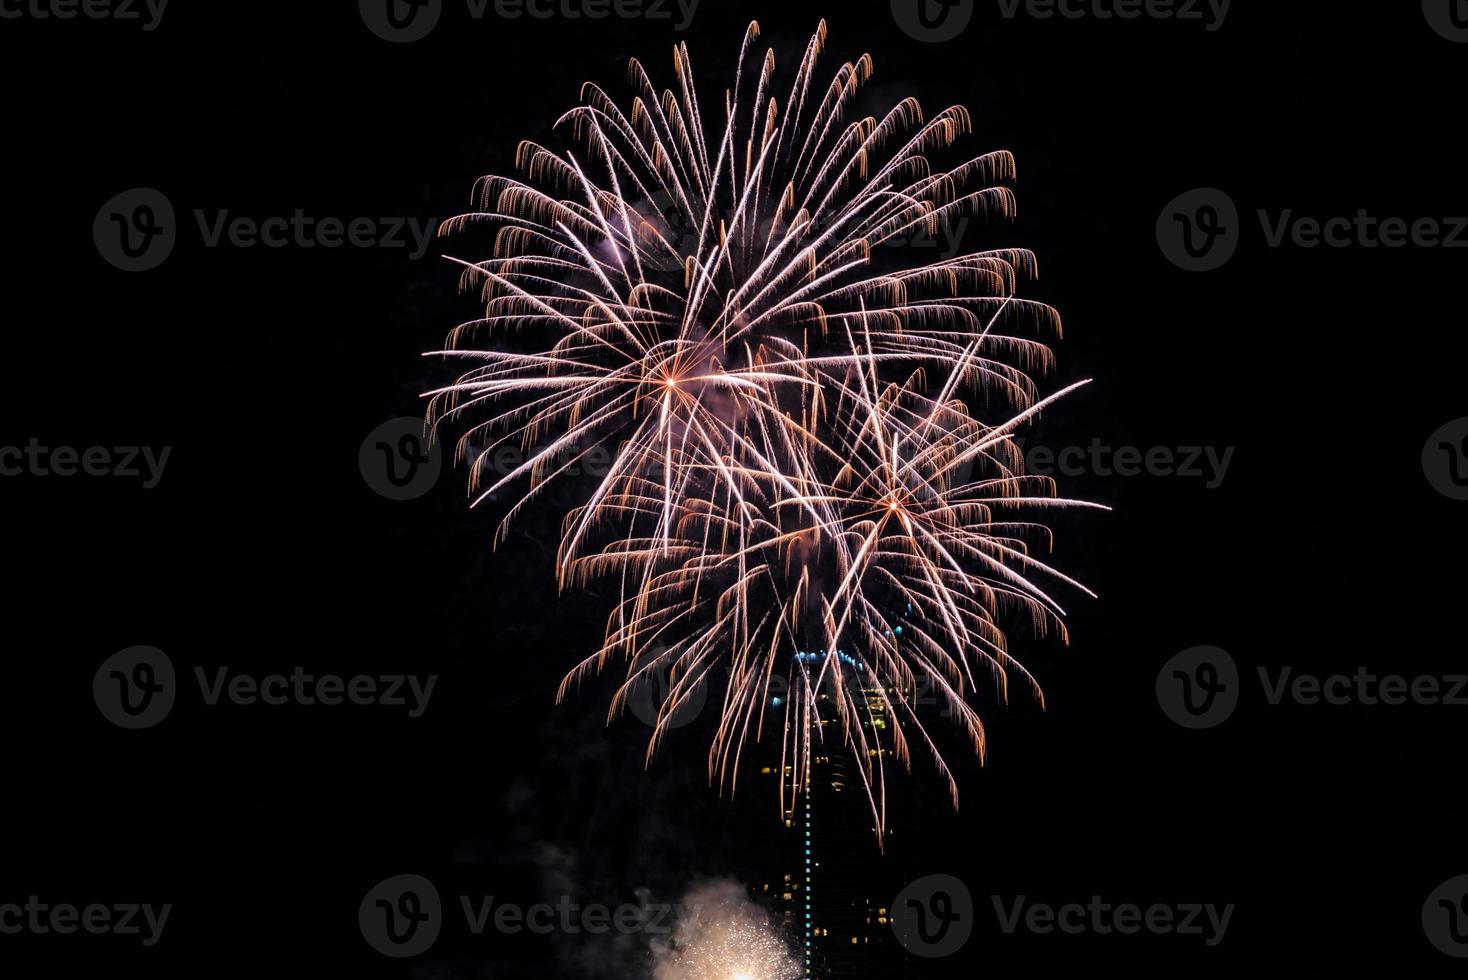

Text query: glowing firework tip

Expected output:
[428,19,1103,840]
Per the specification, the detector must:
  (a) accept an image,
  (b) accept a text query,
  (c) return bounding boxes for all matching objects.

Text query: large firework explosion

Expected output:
[426,20,1103,839]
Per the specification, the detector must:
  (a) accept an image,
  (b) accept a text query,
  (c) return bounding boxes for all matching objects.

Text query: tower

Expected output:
[756,650,910,978]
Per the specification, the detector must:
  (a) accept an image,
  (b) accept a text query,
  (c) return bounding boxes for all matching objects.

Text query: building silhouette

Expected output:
[756,652,912,979]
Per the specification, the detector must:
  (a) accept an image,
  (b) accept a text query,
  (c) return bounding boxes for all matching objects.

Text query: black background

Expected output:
[2,1,1465,976]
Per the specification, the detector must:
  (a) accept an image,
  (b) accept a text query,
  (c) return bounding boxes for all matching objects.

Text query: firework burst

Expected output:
[426,20,1104,839]
[651,881,802,980]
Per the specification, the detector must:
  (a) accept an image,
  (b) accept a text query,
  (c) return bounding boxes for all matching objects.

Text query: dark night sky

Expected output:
[2,1,1466,977]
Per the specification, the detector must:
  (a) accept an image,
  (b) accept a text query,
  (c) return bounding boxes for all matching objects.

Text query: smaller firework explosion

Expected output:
[652,882,802,980]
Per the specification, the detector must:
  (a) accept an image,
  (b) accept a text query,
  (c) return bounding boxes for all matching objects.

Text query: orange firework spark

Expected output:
[426,20,1105,840]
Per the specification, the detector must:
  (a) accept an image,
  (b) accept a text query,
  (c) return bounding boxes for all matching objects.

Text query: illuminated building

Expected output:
[757,648,911,978]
